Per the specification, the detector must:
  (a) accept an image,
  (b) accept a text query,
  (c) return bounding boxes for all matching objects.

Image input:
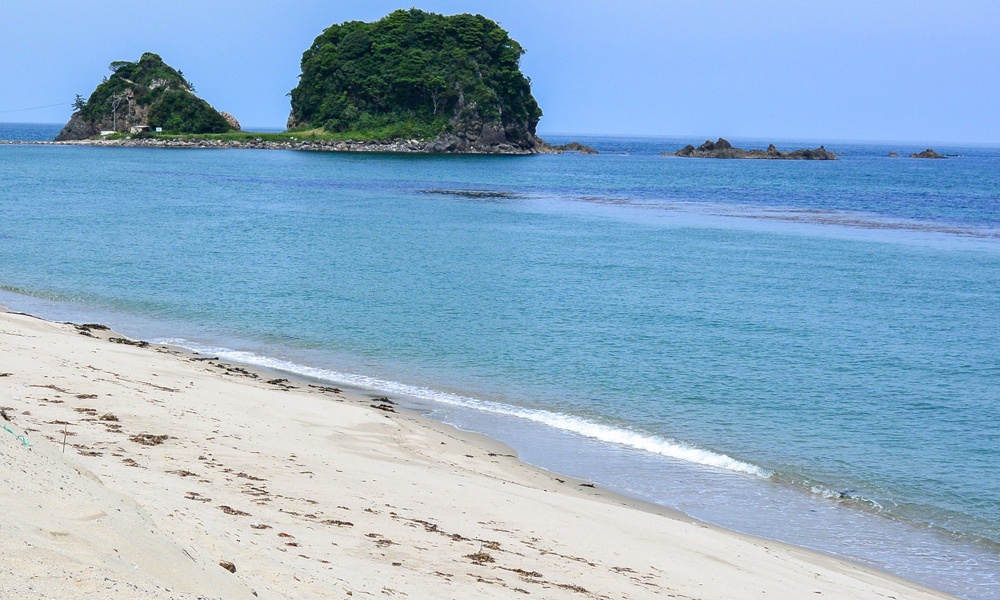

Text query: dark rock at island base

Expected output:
[910,149,945,159]
[55,112,99,142]
[888,152,900,157]
[423,120,554,154]
[551,142,599,154]
[667,138,836,160]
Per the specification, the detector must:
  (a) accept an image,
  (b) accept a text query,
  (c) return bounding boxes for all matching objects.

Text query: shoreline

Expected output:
[0,306,958,599]
[0,137,556,154]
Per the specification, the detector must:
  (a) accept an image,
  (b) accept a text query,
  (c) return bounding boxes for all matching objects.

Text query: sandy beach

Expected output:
[0,307,956,600]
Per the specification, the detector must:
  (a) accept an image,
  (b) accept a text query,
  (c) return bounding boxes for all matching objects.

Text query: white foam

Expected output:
[156,338,772,479]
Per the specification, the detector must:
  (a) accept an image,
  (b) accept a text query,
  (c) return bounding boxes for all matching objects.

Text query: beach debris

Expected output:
[109,337,150,348]
[76,393,98,399]
[31,383,73,394]
[218,505,252,516]
[482,540,502,551]
[220,364,257,378]
[74,323,109,337]
[122,457,141,467]
[266,378,289,385]
[370,403,396,412]
[168,469,199,478]
[366,532,394,547]
[0,372,11,377]
[2,423,32,447]
[78,449,102,457]
[501,567,543,578]
[99,413,119,422]
[278,532,295,538]
[218,561,237,573]
[189,356,219,362]
[74,407,98,414]
[465,551,495,565]
[321,519,354,527]
[250,522,272,530]
[129,433,169,446]
[0,409,9,422]
[308,384,342,394]
[235,471,266,481]
[578,483,595,488]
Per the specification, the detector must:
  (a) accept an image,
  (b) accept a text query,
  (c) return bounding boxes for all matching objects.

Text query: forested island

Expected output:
[55,53,236,141]
[288,9,549,153]
[51,10,564,154]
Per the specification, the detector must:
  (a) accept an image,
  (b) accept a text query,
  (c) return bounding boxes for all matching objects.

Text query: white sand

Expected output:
[0,309,955,599]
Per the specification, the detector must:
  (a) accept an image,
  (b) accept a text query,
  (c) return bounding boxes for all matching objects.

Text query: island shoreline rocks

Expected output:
[664,137,837,160]
[3,136,591,155]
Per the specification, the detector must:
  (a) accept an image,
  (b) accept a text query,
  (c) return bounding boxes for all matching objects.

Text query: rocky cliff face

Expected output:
[666,138,836,160]
[55,113,99,142]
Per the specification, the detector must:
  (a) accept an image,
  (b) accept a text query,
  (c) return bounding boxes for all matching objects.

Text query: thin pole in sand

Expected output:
[62,424,68,453]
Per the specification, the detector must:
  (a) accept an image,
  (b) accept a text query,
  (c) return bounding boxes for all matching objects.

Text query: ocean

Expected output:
[1,122,998,598]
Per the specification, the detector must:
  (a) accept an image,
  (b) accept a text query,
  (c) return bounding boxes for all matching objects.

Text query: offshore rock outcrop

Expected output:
[909,149,945,159]
[664,138,837,160]
[551,142,599,154]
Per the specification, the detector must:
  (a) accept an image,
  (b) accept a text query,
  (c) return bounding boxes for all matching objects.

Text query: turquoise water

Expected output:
[2,124,999,597]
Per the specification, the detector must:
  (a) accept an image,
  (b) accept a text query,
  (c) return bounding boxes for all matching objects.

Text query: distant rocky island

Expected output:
[909,149,945,159]
[664,138,836,160]
[56,53,235,141]
[45,10,601,155]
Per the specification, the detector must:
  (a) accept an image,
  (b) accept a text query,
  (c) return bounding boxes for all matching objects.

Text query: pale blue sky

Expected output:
[2,1,998,143]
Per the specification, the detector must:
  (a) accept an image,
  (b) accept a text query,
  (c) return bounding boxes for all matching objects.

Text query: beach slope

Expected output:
[0,309,954,599]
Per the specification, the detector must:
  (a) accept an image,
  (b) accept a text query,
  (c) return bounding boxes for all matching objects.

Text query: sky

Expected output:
[1,1,998,144]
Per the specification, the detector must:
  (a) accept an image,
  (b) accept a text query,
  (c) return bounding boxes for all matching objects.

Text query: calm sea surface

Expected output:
[2,123,998,598]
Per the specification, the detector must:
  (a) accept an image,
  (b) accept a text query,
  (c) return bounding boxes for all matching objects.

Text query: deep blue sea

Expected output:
[2,123,998,598]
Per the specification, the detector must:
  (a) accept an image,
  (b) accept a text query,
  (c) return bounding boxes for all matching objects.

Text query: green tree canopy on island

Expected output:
[78,52,229,135]
[288,9,543,140]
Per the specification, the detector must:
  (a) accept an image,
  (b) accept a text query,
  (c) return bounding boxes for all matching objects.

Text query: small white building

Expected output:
[130,125,150,134]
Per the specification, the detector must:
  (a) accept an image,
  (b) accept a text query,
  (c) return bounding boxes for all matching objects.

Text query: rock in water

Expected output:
[910,149,945,158]
[666,138,836,160]
[551,142,599,154]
